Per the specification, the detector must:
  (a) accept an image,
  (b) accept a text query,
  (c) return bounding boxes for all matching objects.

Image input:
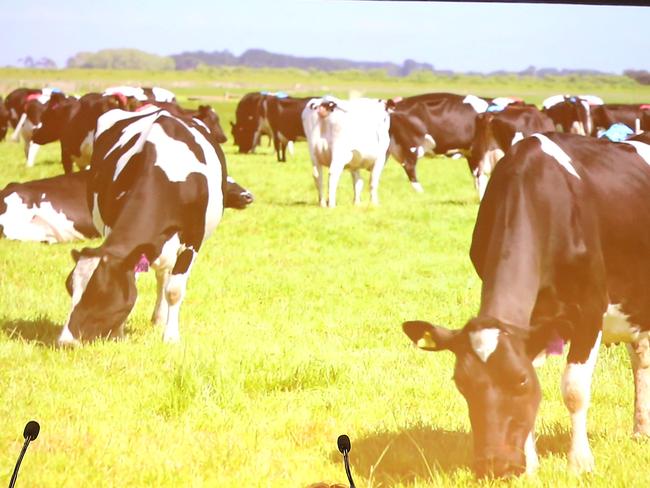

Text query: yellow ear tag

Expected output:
[417,331,437,349]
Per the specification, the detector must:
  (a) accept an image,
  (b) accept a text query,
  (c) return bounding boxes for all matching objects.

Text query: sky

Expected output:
[2,0,649,73]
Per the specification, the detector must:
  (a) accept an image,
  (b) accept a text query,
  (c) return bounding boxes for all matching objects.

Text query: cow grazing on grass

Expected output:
[302,97,391,208]
[32,93,124,174]
[591,103,649,135]
[388,93,510,192]
[231,92,273,153]
[58,105,226,345]
[403,132,650,477]
[0,171,252,244]
[469,105,555,199]
[541,94,603,136]
[267,96,311,161]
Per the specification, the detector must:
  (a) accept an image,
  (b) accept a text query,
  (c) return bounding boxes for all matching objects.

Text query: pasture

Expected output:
[1,68,650,487]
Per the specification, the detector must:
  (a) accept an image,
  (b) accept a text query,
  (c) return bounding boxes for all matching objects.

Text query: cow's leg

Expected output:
[26,141,40,167]
[369,157,387,206]
[476,172,489,201]
[312,163,326,207]
[11,113,26,142]
[163,249,196,343]
[627,332,650,436]
[561,329,601,472]
[327,160,346,208]
[152,267,171,326]
[351,170,363,205]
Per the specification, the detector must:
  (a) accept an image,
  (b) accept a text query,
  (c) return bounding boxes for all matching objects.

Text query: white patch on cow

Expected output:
[0,192,83,243]
[73,130,94,170]
[578,94,604,106]
[532,133,581,179]
[561,331,601,472]
[59,255,102,345]
[525,431,539,474]
[104,86,147,101]
[151,87,175,102]
[26,141,40,167]
[542,94,568,109]
[570,120,586,136]
[602,304,640,344]
[623,140,650,166]
[463,95,489,113]
[11,113,27,142]
[287,140,295,156]
[511,131,524,145]
[423,134,436,153]
[411,181,424,193]
[469,328,500,362]
[148,123,208,182]
[226,176,235,184]
[96,105,159,138]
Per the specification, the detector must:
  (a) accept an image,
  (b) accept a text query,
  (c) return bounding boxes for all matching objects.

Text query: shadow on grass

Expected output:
[435,198,477,206]
[326,427,471,486]
[536,423,572,457]
[0,316,61,346]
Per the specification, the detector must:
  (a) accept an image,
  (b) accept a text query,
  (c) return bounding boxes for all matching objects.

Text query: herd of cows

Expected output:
[2,84,650,479]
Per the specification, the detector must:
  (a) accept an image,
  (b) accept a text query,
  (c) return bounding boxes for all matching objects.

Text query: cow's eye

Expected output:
[514,375,528,391]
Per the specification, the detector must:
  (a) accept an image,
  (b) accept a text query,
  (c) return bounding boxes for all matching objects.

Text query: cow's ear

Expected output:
[402,320,460,352]
[71,249,81,262]
[526,318,572,359]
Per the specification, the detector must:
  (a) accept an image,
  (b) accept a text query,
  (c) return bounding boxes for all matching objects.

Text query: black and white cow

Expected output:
[388,93,516,192]
[541,94,603,136]
[302,97,391,208]
[4,87,42,128]
[32,93,124,174]
[0,96,9,140]
[403,131,650,477]
[0,171,252,243]
[469,105,555,199]
[266,96,311,162]
[58,105,226,345]
[231,92,273,153]
[103,86,176,110]
[591,103,649,135]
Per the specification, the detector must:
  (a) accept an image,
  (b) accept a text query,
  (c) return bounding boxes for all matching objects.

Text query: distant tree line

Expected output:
[16,47,637,81]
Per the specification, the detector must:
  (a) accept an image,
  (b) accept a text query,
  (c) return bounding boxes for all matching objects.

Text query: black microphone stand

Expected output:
[8,437,32,488]
[337,434,356,488]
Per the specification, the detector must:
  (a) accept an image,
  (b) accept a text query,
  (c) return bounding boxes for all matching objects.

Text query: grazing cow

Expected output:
[58,105,225,344]
[388,93,500,192]
[541,94,603,136]
[469,105,555,199]
[32,93,124,174]
[0,171,252,243]
[302,97,391,208]
[403,131,650,477]
[4,87,42,128]
[591,104,649,135]
[266,96,311,161]
[0,96,9,140]
[231,92,273,153]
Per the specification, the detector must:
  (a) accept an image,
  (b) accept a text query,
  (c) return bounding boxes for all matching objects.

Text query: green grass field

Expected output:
[1,69,650,487]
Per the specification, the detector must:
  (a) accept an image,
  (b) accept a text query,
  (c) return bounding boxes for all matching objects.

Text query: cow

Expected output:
[231,92,273,153]
[591,104,649,135]
[302,96,391,208]
[0,96,9,140]
[402,131,650,478]
[388,93,509,192]
[0,171,252,244]
[58,104,226,345]
[4,87,42,129]
[469,105,555,199]
[541,94,603,136]
[32,93,124,174]
[266,96,311,162]
[152,102,227,144]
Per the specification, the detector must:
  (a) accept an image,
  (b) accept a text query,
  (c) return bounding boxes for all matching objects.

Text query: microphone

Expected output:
[337,434,356,488]
[8,421,40,488]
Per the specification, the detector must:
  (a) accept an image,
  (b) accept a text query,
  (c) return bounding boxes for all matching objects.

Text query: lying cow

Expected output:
[469,105,555,199]
[302,97,391,208]
[403,131,650,477]
[0,171,253,243]
[58,105,226,345]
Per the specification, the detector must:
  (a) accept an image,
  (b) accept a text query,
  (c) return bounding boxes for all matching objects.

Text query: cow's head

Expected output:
[61,248,137,343]
[317,101,337,118]
[32,95,78,145]
[231,119,257,153]
[196,105,227,144]
[402,316,555,478]
[224,176,254,209]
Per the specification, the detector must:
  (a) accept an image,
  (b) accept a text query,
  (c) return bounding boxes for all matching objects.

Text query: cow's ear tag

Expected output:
[417,331,437,350]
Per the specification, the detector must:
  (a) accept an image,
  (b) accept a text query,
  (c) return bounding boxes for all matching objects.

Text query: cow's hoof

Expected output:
[632,427,650,439]
[568,450,595,473]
